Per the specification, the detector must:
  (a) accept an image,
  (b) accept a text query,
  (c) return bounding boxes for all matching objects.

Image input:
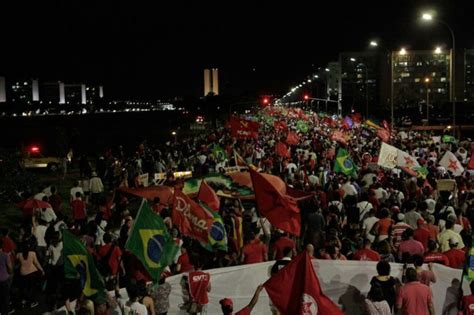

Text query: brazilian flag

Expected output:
[125,200,178,282]
[442,135,456,143]
[200,202,227,252]
[465,238,474,281]
[212,144,228,162]
[63,230,105,298]
[296,120,309,133]
[333,148,357,178]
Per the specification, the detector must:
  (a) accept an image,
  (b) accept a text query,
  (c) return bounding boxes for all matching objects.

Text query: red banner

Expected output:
[274,120,288,131]
[286,131,300,145]
[171,189,213,243]
[230,117,260,139]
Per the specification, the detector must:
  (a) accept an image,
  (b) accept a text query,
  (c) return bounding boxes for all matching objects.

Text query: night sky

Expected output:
[1,0,472,99]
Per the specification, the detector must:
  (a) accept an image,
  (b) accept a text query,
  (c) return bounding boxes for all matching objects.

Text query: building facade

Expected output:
[339,51,387,117]
[392,49,451,115]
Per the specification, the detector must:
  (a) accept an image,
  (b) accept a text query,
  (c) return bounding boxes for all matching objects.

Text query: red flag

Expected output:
[274,120,288,131]
[197,180,220,212]
[331,130,347,145]
[468,151,474,169]
[230,116,260,139]
[275,142,291,158]
[172,189,213,243]
[286,131,300,145]
[249,169,301,236]
[264,251,343,315]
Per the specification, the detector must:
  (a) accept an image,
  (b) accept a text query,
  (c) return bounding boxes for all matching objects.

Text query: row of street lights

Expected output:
[277,10,455,130]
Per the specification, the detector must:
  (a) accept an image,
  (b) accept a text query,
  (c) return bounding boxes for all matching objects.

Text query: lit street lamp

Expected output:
[369,39,393,128]
[424,77,430,123]
[421,11,456,131]
[171,131,177,143]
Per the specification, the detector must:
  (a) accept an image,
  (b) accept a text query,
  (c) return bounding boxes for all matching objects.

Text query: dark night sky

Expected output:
[0,0,473,99]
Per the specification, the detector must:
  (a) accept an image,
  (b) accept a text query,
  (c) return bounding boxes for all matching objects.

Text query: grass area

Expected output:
[0,168,78,238]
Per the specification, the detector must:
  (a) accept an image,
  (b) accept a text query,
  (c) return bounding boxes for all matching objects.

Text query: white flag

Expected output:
[377,142,398,169]
[397,150,420,169]
[439,151,464,176]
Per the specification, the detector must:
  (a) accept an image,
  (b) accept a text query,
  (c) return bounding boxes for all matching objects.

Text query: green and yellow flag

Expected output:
[465,238,474,281]
[63,230,105,297]
[333,148,357,178]
[125,200,178,282]
[200,202,228,252]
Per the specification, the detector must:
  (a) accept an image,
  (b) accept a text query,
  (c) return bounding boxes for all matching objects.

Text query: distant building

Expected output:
[464,49,474,102]
[339,51,386,116]
[392,49,451,112]
[203,68,219,96]
[10,80,34,104]
[86,85,104,105]
[64,84,83,105]
[326,62,341,100]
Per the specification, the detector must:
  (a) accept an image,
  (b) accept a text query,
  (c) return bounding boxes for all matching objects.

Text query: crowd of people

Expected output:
[1,106,474,315]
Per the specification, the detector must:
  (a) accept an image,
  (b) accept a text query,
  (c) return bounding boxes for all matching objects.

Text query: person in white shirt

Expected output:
[33,218,48,264]
[373,183,388,203]
[357,193,373,222]
[362,209,379,243]
[126,286,148,315]
[341,179,357,198]
[70,181,84,201]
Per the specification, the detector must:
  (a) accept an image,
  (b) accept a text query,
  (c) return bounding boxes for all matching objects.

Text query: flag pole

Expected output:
[124,198,146,249]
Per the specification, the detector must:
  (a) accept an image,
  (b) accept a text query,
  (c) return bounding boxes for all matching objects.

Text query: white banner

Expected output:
[166,260,467,315]
[138,173,149,187]
[377,142,398,169]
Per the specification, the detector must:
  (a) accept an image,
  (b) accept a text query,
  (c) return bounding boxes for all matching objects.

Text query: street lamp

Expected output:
[171,131,177,143]
[424,77,430,123]
[434,46,442,54]
[420,11,456,132]
[369,41,378,47]
[399,48,407,55]
[369,39,393,128]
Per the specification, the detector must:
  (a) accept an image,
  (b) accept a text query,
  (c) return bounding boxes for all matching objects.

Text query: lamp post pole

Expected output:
[421,14,456,133]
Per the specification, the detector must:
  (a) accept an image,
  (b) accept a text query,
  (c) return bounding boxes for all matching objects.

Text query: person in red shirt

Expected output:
[396,267,435,315]
[0,228,16,254]
[176,247,194,274]
[97,233,122,277]
[188,263,211,311]
[219,284,264,315]
[398,228,424,262]
[272,231,296,260]
[426,215,439,241]
[444,237,466,269]
[71,192,87,231]
[424,240,450,265]
[459,281,474,315]
[241,233,267,264]
[413,218,431,251]
[414,255,436,287]
[353,239,380,261]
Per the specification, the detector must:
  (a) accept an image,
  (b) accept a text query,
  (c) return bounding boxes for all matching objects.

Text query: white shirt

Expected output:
[48,242,63,265]
[197,154,207,165]
[70,186,84,199]
[34,225,48,247]
[374,187,388,202]
[357,201,373,221]
[308,175,320,186]
[89,177,104,194]
[40,207,57,223]
[130,301,148,315]
[328,200,343,212]
[34,192,47,201]
[286,163,297,174]
[342,182,357,198]
[363,216,379,243]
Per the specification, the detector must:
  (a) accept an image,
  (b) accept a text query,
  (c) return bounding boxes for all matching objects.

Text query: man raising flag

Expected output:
[264,251,343,315]
[125,199,178,282]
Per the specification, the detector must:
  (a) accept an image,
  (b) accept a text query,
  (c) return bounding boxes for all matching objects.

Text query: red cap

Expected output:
[219,298,233,307]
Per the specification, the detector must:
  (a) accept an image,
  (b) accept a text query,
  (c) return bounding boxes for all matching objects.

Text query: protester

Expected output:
[369,261,398,310]
[396,267,435,315]
[0,238,13,315]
